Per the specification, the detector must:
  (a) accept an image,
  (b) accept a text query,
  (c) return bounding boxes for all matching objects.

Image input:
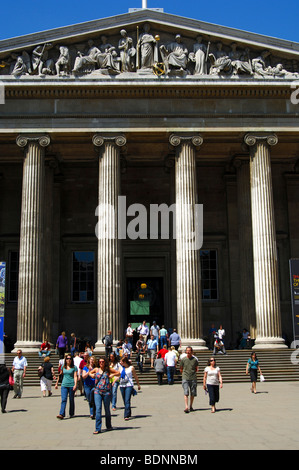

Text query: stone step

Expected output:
[3,349,299,385]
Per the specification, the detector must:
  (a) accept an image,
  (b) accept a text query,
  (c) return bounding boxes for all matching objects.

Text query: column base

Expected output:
[252,336,288,350]
[180,338,208,352]
[93,342,107,354]
[12,341,42,353]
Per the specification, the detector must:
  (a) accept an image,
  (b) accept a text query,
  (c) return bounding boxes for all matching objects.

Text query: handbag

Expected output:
[260,374,265,382]
[38,366,44,377]
[9,375,14,390]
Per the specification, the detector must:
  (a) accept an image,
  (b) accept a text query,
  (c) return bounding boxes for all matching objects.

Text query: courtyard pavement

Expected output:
[0,380,298,453]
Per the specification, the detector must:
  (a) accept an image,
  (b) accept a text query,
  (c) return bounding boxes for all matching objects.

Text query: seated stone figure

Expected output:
[97,35,120,74]
[229,43,253,76]
[160,34,189,75]
[209,42,232,75]
[73,39,101,74]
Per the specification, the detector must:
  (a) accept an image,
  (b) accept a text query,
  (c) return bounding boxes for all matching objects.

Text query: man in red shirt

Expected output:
[158,344,168,359]
[39,339,51,357]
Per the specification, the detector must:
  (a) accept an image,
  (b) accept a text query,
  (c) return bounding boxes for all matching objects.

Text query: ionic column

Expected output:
[235,158,256,339]
[93,134,126,351]
[244,133,286,349]
[13,134,50,352]
[169,134,207,350]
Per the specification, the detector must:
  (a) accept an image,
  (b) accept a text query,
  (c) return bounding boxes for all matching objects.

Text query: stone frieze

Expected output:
[1,22,299,80]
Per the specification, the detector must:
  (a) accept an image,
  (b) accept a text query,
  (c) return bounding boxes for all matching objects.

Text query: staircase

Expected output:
[2,349,299,386]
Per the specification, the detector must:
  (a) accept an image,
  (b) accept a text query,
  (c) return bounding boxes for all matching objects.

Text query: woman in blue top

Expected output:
[55,355,78,419]
[246,352,263,394]
[82,355,97,419]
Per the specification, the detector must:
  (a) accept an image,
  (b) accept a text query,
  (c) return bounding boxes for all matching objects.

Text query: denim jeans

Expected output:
[38,350,51,357]
[111,381,119,409]
[120,386,133,418]
[59,386,75,417]
[94,392,111,432]
[166,366,175,384]
[84,383,95,417]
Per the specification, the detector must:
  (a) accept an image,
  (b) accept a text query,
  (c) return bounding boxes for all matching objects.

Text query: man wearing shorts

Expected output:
[180,346,198,413]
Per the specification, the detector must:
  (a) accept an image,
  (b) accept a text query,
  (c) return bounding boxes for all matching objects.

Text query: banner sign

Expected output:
[289,259,299,344]
[0,262,5,355]
[130,300,150,316]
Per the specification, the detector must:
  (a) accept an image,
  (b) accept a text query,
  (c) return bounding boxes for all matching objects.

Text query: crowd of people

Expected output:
[0,319,265,424]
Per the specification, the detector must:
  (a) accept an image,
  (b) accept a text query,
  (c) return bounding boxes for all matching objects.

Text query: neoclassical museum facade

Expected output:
[0,8,298,352]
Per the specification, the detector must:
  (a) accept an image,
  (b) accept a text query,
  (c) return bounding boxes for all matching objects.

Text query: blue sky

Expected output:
[0,0,298,42]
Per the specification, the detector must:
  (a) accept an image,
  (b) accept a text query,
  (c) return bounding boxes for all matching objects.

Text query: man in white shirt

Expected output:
[217,325,226,354]
[125,323,134,345]
[12,349,27,398]
[150,321,160,344]
[137,320,149,343]
[164,348,177,385]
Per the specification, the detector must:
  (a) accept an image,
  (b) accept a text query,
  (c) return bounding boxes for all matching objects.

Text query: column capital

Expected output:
[16,134,51,149]
[244,133,278,148]
[169,133,203,148]
[92,134,126,148]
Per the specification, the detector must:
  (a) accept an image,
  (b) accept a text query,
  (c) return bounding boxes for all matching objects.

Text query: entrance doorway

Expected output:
[126,277,164,331]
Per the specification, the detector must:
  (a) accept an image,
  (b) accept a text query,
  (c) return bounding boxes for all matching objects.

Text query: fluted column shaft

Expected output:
[245,133,286,349]
[170,134,207,350]
[93,134,126,351]
[235,159,256,339]
[14,134,50,352]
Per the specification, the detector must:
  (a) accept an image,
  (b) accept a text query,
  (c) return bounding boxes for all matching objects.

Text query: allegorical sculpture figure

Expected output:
[118,29,136,72]
[137,23,156,71]
[11,51,31,77]
[98,35,120,73]
[209,42,232,75]
[189,36,209,75]
[160,34,188,74]
[229,43,253,76]
[72,39,101,74]
[32,43,54,75]
[55,45,71,75]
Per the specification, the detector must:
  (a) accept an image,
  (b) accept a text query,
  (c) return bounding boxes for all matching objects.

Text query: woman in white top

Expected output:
[119,356,141,420]
[203,357,223,413]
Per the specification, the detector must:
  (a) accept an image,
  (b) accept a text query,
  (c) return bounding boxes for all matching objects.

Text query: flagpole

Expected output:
[142,0,147,8]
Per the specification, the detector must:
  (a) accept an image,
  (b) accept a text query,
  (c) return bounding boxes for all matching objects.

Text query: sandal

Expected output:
[93,431,101,434]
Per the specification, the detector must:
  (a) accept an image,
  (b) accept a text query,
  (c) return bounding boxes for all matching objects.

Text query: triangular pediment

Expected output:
[0,9,298,80]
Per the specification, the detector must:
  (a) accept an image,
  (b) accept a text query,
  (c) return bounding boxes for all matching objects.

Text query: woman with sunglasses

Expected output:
[203,357,223,413]
[89,357,120,434]
[55,355,78,419]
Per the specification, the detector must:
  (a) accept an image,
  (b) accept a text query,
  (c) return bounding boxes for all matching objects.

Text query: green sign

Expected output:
[130,300,150,316]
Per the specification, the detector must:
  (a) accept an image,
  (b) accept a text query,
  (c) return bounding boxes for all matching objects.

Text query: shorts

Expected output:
[182,379,197,397]
[148,349,156,359]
